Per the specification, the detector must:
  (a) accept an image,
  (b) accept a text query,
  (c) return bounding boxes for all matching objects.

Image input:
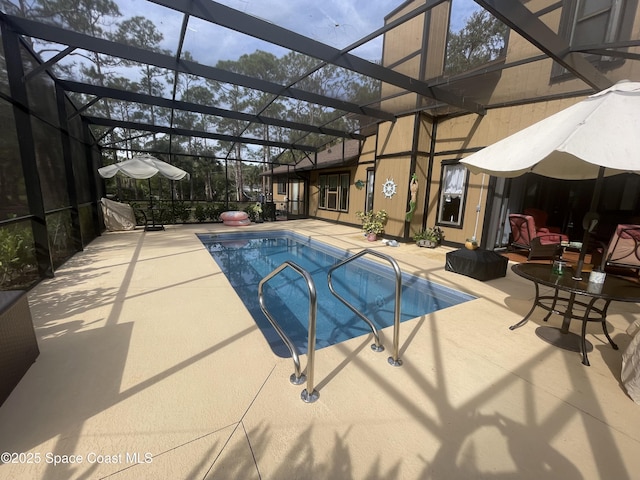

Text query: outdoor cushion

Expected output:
[524,207,562,234]
[509,214,568,246]
[509,214,568,260]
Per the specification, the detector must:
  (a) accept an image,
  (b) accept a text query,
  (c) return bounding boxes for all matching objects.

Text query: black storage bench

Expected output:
[445,248,508,281]
[0,290,39,406]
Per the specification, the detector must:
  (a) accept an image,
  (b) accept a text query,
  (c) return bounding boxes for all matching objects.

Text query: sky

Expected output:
[116,0,481,66]
[5,0,483,100]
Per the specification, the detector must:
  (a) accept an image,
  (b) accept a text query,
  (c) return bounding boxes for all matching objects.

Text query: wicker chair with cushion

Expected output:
[523,207,562,234]
[509,214,569,261]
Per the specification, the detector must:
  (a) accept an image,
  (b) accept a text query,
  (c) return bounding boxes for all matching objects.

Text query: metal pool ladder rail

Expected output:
[258,261,319,403]
[328,249,403,367]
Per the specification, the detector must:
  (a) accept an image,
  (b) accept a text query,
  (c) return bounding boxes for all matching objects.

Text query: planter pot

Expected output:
[367,233,378,242]
[417,239,437,248]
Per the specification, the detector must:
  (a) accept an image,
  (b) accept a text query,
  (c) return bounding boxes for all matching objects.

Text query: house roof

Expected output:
[264,140,361,176]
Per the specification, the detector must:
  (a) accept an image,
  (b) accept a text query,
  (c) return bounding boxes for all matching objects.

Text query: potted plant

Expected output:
[413,226,444,248]
[244,203,263,222]
[356,210,388,241]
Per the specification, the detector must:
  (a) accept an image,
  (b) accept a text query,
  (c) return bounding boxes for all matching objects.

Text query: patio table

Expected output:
[509,263,640,366]
[137,206,165,231]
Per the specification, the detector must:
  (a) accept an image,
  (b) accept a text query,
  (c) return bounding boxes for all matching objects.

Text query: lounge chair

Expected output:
[602,224,640,275]
[509,213,569,261]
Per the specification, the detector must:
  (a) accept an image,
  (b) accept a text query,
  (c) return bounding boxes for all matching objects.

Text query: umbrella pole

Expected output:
[147,178,157,230]
[148,178,153,210]
[573,167,605,280]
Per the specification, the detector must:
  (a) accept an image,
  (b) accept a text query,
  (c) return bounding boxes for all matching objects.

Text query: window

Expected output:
[277,178,287,195]
[437,163,468,227]
[339,174,349,211]
[554,0,626,77]
[318,173,350,212]
[365,169,375,213]
[327,175,338,209]
[570,0,623,47]
[319,175,327,208]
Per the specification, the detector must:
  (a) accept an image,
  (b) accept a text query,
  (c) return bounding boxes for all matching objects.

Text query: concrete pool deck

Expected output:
[1,219,639,479]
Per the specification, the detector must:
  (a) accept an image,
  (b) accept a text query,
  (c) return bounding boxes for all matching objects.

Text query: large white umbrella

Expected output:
[98,154,190,181]
[461,80,640,278]
[98,154,190,230]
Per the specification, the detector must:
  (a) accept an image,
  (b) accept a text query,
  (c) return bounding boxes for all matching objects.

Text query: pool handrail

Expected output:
[327,248,403,366]
[258,260,319,403]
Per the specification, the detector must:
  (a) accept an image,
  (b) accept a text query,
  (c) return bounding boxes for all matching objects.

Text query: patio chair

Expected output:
[524,207,562,233]
[509,214,569,261]
[602,224,640,275]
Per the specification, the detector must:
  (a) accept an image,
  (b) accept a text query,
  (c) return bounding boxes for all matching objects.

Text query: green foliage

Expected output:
[194,204,207,223]
[157,201,174,224]
[445,10,508,75]
[0,225,35,287]
[129,202,147,226]
[244,203,263,222]
[15,2,384,209]
[356,210,388,235]
[206,203,224,222]
[172,201,191,223]
[47,211,73,265]
[413,226,444,243]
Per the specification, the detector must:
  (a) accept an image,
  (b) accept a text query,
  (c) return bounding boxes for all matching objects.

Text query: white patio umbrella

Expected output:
[98,154,190,181]
[98,154,190,229]
[461,80,640,279]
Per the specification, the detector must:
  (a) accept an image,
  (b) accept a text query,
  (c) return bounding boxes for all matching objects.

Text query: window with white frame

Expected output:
[438,162,468,226]
[319,175,327,208]
[318,173,350,212]
[339,174,349,211]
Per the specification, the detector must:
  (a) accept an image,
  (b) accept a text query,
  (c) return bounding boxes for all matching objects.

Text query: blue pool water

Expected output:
[198,231,475,357]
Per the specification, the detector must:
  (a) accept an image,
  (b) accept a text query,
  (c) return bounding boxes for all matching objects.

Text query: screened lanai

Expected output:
[1,0,640,289]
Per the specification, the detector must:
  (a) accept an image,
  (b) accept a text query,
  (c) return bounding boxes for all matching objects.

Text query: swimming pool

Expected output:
[198,231,475,357]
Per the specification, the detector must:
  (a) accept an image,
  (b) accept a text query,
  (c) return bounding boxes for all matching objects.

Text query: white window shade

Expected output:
[438,163,467,226]
[443,164,466,195]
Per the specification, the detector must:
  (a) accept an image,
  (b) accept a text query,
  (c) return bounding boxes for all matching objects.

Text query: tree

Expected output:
[34,0,123,85]
[5,3,381,203]
[214,51,286,201]
[112,16,169,129]
[445,10,508,75]
[242,163,262,197]
[172,66,219,200]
